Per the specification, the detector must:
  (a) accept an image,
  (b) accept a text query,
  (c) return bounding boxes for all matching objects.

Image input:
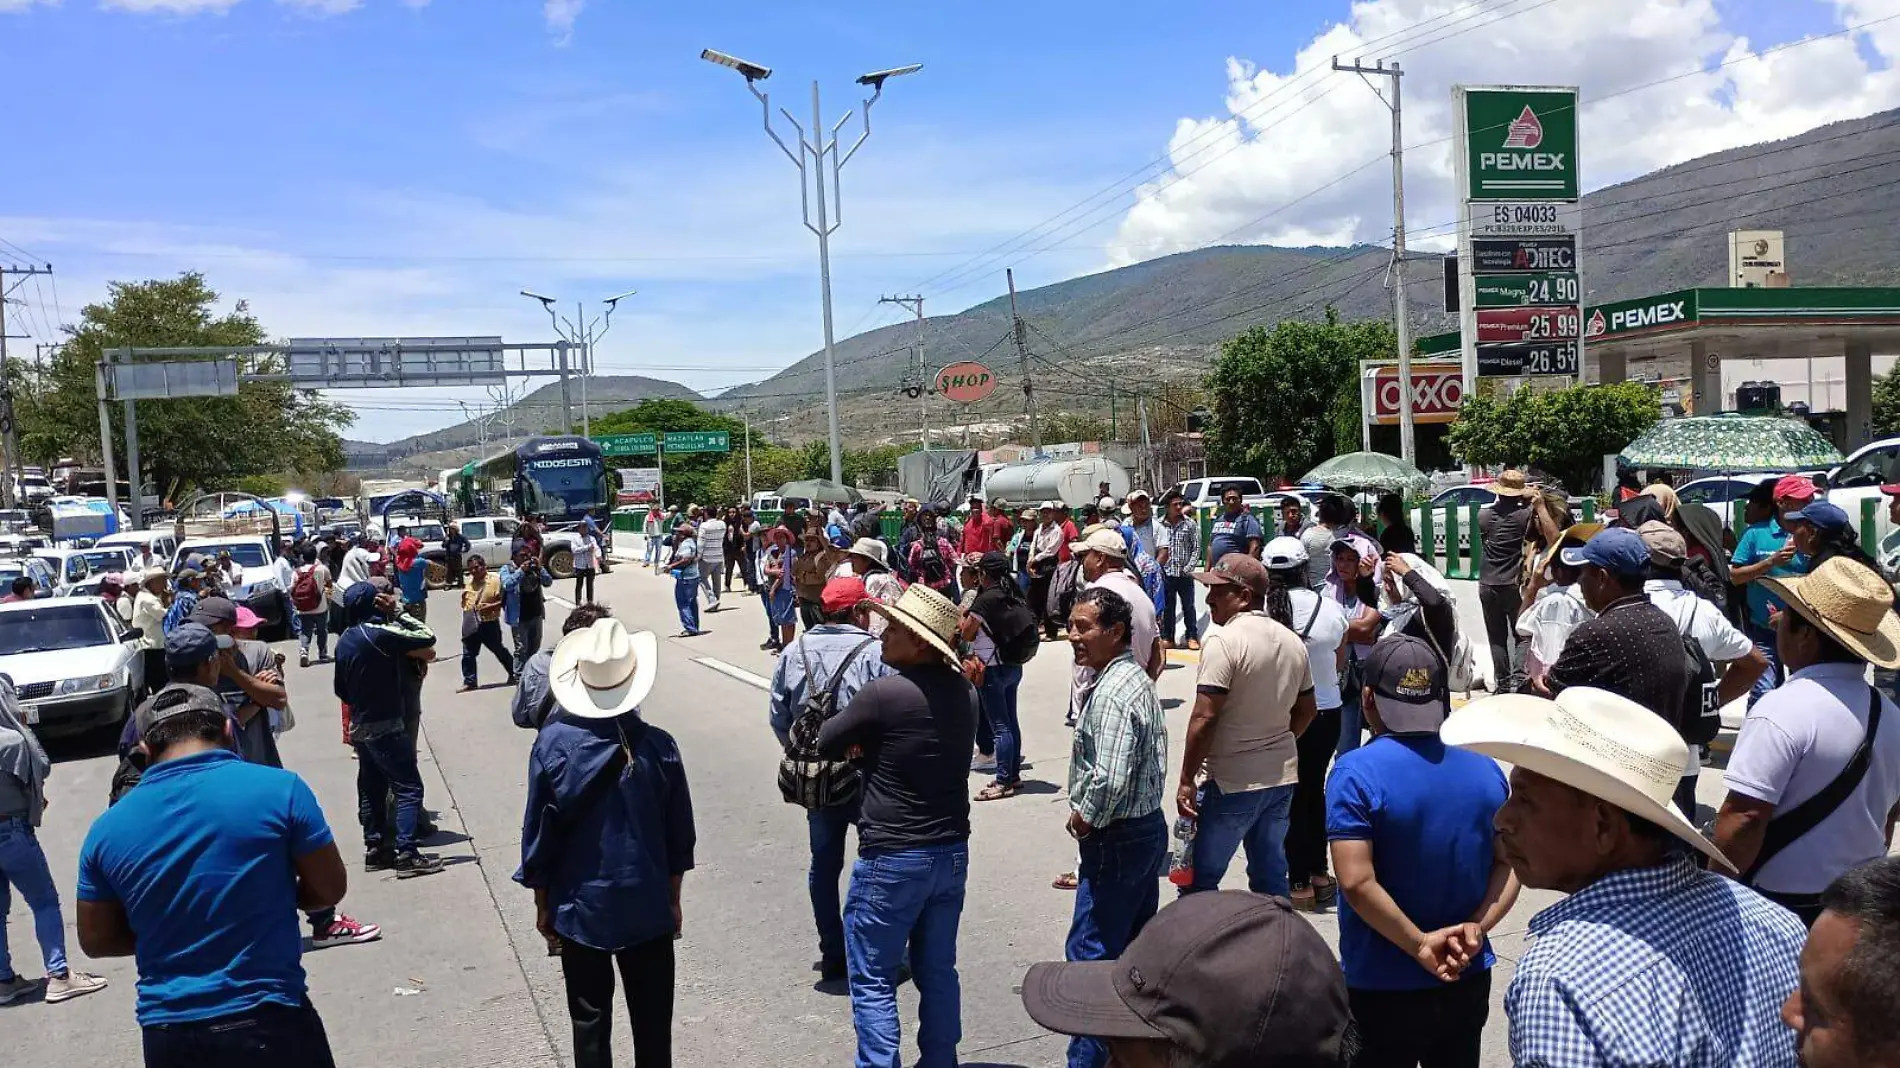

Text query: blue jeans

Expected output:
[0,817,66,978]
[1746,619,1782,708]
[1185,781,1295,897]
[354,730,424,855]
[643,533,660,566]
[296,613,329,660]
[1066,811,1166,1068]
[808,804,858,966]
[673,575,701,634]
[843,842,968,1068]
[1161,574,1198,643]
[980,664,1024,784]
[142,997,335,1068]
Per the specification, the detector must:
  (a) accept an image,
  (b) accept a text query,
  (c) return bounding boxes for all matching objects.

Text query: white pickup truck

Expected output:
[1167,476,1283,511]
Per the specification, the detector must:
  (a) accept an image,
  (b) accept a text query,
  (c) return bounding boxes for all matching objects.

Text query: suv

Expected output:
[173,536,290,640]
[0,596,145,737]
[1828,438,1900,545]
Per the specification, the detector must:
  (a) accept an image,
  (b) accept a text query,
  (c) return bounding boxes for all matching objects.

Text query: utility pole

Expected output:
[1007,269,1040,452]
[1136,393,1153,492]
[0,264,53,509]
[879,295,928,452]
[743,410,754,500]
[1334,56,1416,466]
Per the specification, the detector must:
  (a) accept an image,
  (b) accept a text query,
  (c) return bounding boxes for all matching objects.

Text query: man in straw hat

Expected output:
[1442,686,1807,1066]
[1477,468,1544,693]
[816,583,977,1068]
[516,617,694,1068]
[1713,556,1900,928]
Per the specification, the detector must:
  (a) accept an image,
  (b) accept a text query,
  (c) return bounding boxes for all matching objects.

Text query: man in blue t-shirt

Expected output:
[1326,636,1515,1068]
[1206,487,1264,564]
[77,683,347,1067]
[1730,477,1811,706]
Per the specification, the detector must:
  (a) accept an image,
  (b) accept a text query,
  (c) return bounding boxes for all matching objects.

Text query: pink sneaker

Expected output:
[311,913,383,949]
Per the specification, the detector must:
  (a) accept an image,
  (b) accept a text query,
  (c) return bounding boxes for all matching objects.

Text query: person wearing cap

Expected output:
[666,521,705,638]
[1323,634,1515,1066]
[160,567,203,636]
[964,551,1037,801]
[1179,553,1315,899]
[517,618,694,1068]
[1028,503,1077,640]
[1783,856,1900,1068]
[1056,584,1169,1068]
[132,567,171,695]
[1640,520,1770,814]
[336,582,444,879]
[188,596,289,771]
[1516,524,1599,689]
[760,524,800,652]
[1021,890,1353,1068]
[78,681,349,1063]
[815,584,977,1068]
[1732,478,1811,705]
[1206,487,1263,566]
[1543,528,1691,739]
[1711,556,1900,927]
[768,576,892,983]
[1784,499,1883,577]
[1070,528,1163,728]
[1477,469,1545,693]
[1443,686,1807,1067]
[1154,492,1202,651]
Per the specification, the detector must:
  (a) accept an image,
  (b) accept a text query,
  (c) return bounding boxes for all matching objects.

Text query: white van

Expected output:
[96,529,181,568]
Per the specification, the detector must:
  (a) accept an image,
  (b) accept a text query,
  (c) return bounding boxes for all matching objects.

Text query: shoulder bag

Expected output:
[1742,686,1882,898]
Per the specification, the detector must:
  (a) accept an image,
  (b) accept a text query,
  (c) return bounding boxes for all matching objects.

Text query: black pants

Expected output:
[1161,574,1198,643]
[1287,706,1342,887]
[142,647,169,697]
[561,934,675,1068]
[142,998,335,1068]
[461,619,513,685]
[1755,887,1825,928]
[1478,584,1523,691]
[574,569,596,604]
[1348,969,1491,1068]
[798,599,822,630]
[1029,571,1057,638]
[445,554,463,587]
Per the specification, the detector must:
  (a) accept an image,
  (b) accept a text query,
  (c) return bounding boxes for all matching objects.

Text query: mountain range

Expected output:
[353,105,1900,470]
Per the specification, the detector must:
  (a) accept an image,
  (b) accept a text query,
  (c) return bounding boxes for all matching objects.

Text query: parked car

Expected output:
[0,556,59,598]
[453,515,596,579]
[78,545,140,579]
[1828,437,1900,545]
[1409,484,1499,557]
[172,536,289,640]
[1674,473,1782,511]
[0,596,145,737]
[29,548,94,596]
[1167,476,1280,511]
[95,528,182,567]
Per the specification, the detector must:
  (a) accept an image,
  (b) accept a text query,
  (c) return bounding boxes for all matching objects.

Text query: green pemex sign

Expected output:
[1462,87,1579,201]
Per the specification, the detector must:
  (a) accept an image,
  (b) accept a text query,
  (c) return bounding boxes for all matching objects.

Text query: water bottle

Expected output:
[1168,816,1197,888]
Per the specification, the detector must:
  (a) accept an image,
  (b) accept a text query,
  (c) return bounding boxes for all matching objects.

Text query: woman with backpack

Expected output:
[905,510,959,603]
[963,551,1038,801]
[291,546,334,667]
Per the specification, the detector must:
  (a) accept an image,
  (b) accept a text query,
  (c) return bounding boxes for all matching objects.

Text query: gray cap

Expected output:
[133,683,226,739]
[164,622,227,668]
[187,596,237,629]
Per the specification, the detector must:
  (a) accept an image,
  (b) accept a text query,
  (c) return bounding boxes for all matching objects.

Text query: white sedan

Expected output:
[0,596,145,738]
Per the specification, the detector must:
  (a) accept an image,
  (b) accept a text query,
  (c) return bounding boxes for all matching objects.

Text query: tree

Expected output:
[1874,365,1900,437]
[591,398,762,508]
[1446,380,1661,492]
[1204,309,1394,482]
[17,273,353,499]
[711,445,804,504]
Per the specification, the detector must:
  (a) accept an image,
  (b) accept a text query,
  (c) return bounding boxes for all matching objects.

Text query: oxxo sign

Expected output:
[1367,365,1464,426]
[935,361,998,403]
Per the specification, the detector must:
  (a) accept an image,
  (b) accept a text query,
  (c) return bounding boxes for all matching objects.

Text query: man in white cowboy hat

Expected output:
[838,538,904,636]
[816,583,977,1068]
[1713,555,1900,928]
[1443,686,1807,1067]
[516,617,694,1068]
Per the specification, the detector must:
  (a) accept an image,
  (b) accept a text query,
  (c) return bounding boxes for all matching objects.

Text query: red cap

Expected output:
[1883,484,1900,498]
[1774,474,1817,503]
[821,576,869,615]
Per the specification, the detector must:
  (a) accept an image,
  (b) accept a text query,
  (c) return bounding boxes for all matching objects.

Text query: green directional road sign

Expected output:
[595,432,658,456]
[1474,272,1581,309]
[1461,87,1579,200]
[662,430,730,454]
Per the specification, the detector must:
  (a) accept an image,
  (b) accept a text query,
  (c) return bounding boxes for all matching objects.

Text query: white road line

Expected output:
[692,656,771,691]
[548,595,577,610]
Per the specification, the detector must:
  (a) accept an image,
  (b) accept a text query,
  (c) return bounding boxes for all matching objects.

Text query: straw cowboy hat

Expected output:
[1441,686,1735,871]
[845,538,889,571]
[1536,521,1602,577]
[1763,556,1900,669]
[549,618,659,720]
[1492,469,1534,497]
[867,583,962,668]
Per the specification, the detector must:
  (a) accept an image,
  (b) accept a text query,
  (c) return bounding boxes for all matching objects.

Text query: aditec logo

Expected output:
[1502,106,1543,149]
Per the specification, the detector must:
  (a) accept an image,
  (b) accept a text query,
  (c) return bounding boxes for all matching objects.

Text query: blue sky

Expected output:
[0,0,1874,441]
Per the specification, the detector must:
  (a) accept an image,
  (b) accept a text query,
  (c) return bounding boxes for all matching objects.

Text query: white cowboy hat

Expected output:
[548,618,659,720]
[1762,556,1900,670]
[846,538,889,571]
[1441,686,1735,872]
[866,583,962,668]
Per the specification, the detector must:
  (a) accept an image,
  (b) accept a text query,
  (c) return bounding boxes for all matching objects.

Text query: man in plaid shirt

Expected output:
[1062,586,1169,1068]
[1155,493,1202,650]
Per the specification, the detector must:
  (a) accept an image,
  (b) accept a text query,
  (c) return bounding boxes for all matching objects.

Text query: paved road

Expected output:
[17,554,1788,1066]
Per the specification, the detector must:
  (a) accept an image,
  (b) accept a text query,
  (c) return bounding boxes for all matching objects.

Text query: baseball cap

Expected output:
[186,596,237,629]
[1635,520,1688,569]
[1361,635,1448,735]
[1021,890,1350,1067]
[1068,528,1128,559]
[1786,500,1851,533]
[164,622,226,669]
[133,683,227,740]
[1039,500,1062,512]
[820,575,869,615]
[1097,496,1119,512]
[1262,535,1309,570]
[979,550,1011,577]
[233,605,265,630]
[1774,474,1817,503]
[1192,553,1269,596]
[1560,526,1649,576]
[1125,489,1151,503]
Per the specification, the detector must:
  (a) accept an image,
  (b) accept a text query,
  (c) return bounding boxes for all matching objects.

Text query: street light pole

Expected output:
[702,49,921,486]
[521,289,634,440]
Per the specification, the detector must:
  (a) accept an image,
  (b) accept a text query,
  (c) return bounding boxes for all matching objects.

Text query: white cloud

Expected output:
[0,0,59,12]
[1108,0,1900,264]
[279,0,363,13]
[543,0,581,44]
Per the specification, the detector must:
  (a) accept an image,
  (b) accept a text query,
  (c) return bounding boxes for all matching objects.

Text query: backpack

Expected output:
[1679,600,1722,746]
[778,637,877,810]
[984,591,1040,666]
[915,540,948,586]
[1680,555,1728,612]
[291,564,323,613]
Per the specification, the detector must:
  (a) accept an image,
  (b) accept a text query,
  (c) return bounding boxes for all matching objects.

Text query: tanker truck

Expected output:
[978,456,1130,509]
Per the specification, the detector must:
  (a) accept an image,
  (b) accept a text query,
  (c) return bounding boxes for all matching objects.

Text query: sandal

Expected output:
[1186,639,1201,651]
[1052,871,1079,891]
[1289,884,1321,913]
[975,782,1019,802]
[1311,874,1338,906]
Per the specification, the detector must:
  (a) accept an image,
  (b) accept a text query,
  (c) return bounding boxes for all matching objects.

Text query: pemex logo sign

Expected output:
[1462,87,1578,201]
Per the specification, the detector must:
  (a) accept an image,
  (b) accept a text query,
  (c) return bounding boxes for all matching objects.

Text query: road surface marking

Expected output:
[692,656,771,691]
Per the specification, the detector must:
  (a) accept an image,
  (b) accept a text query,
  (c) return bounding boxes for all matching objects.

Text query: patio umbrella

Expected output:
[775,479,865,505]
[1299,451,1431,494]
[1617,415,1843,471]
